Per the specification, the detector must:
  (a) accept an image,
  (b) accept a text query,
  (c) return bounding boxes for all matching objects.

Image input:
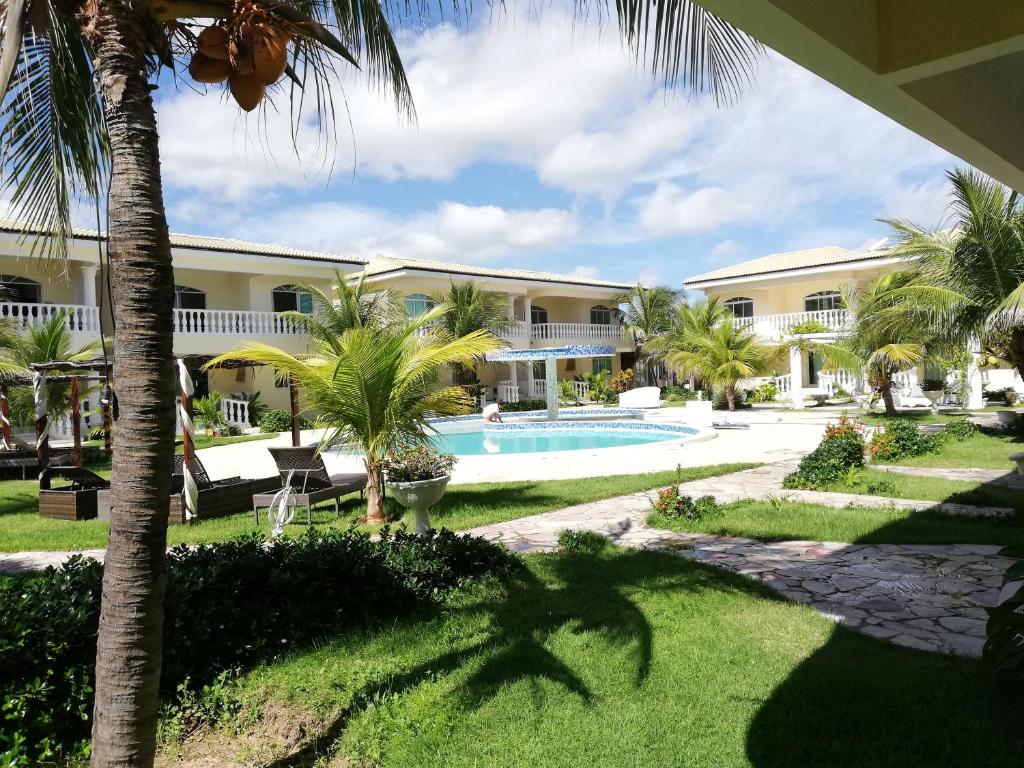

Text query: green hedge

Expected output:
[0,529,515,765]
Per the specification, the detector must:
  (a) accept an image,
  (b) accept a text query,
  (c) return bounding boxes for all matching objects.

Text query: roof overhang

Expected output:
[698,0,1024,191]
[685,254,907,290]
[360,267,631,295]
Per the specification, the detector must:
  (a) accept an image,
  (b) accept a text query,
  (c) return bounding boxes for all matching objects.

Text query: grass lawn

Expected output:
[0,464,754,552]
[82,432,277,452]
[173,547,1024,767]
[826,467,1024,517]
[650,498,1024,546]
[878,431,1022,471]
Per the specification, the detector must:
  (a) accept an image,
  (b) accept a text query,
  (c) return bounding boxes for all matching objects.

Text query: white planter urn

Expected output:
[385,474,451,533]
[996,410,1020,429]
[923,390,943,414]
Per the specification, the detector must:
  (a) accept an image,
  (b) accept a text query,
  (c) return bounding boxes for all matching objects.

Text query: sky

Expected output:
[149,13,959,290]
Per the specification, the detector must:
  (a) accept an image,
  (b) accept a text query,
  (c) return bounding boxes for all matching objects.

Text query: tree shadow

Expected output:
[745,510,1024,767]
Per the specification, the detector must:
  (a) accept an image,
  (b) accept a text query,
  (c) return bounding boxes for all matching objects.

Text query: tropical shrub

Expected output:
[191,391,226,435]
[943,417,977,441]
[985,544,1024,674]
[921,378,947,392]
[584,372,618,404]
[381,446,456,483]
[558,380,582,406]
[787,319,830,335]
[783,414,865,490]
[745,380,778,403]
[712,386,746,410]
[661,385,699,402]
[0,529,515,764]
[651,488,720,521]
[257,408,310,433]
[496,399,548,413]
[868,419,941,462]
[610,368,635,393]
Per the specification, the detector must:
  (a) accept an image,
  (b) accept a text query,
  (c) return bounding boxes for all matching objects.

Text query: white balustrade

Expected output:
[497,382,520,403]
[572,380,590,400]
[0,302,101,333]
[742,310,851,341]
[173,308,303,335]
[530,323,626,342]
[774,373,791,396]
[532,379,547,398]
[220,397,251,428]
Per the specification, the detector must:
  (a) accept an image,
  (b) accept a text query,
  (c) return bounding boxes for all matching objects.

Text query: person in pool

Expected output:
[482,403,503,423]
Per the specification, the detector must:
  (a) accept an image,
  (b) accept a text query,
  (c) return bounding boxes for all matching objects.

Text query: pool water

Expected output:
[430,427,685,456]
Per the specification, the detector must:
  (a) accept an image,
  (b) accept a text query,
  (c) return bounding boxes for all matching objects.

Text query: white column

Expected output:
[509,361,519,403]
[966,337,984,409]
[788,346,805,409]
[523,297,534,396]
[79,264,99,306]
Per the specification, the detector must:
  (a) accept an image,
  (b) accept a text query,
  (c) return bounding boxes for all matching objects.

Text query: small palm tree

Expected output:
[883,168,1024,380]
[663,316,774,410]
[208,304,501,522]
[191,392,227,436]
[2,312,102,426]
[805,273,942,417]
[434,281,516,386]
[615,284,678,385]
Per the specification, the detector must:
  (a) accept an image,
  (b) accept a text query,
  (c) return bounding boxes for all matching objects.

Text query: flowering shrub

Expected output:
[868,419,941,462]
[610,368,635,393]
[943,417,976,441]
[651,486,720,521]
[783,413,865,489]
[381,445,456,483]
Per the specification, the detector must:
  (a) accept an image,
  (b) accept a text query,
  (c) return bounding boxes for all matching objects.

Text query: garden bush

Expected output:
[257,408,313,433]
[497,399,547,413]
[651,487,720,521]
[783,414,865,490]
[745,380,778,404]
[558,529,610,554]
[868,418,942,462]
[610,368,634,393]
[661,385,699,402]
[0,529,515,765]
[943,417,977,441]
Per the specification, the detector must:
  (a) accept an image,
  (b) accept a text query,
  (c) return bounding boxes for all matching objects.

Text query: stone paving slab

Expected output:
[464,464,1018,658]
[874,464,1024,489]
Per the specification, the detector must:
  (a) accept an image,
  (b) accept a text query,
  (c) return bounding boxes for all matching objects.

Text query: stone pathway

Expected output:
[875,464,1024,489]
[465,465,1019,657]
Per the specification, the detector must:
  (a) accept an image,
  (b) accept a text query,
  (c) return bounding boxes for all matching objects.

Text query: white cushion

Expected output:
[619,387,661,408]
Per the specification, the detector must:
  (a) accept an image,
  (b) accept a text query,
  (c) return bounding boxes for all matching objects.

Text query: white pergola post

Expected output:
[966,337,984,409]
[545,355,558,420]
[788,346,805,409]
[509,361,519,403]
[523,296,534,397]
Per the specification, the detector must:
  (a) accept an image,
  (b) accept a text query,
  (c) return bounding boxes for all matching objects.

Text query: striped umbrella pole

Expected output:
[176,359,199,522]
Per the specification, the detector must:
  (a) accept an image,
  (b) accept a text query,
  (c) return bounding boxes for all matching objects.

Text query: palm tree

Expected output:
[883,168,1024,380]
[208,304,500,521]
[2,312,103,427]
[805,273,942,417]
[0,2,759,762]
[282,272,404,353]
[434,281,516,385]
[663,315,774,410]
[614,284,678,385]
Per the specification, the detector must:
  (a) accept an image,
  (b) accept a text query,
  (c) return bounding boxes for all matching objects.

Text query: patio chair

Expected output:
[253,446,367,525]
[38,466,109,521]
[97,454,277,525]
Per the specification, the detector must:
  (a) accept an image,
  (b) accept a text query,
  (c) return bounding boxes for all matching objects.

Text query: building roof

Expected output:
[0,219,367,265]
[361,255,632,290]
[684,245,896,286]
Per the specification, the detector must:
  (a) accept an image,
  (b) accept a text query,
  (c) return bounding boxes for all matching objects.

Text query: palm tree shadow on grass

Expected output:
[745,510,1024,768]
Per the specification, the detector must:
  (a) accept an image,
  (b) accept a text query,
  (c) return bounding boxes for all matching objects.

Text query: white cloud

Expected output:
[570,265,603,279]
[637,266,662,286]
[709,239,745,259]
[207,200,577,263]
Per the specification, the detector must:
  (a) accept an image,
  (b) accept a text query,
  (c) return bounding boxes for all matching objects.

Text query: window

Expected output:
[273,285,314,314]
[404,293,435,317]
[0,275,41,303]
[804,290,842,312]
[530,305,548,325]
[173,285,206,310]
[592,358,612,375]
[724,296,753,319]
[590,305,612,325]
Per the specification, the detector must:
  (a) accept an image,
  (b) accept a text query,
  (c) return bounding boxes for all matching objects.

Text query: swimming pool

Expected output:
[430,422,695,456]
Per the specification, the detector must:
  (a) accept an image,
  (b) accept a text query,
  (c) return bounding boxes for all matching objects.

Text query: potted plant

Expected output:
[382,446,456,533]
[921,378,946,414]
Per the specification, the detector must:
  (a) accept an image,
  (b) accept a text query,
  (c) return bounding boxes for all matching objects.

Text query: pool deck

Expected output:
[195,409,826,484]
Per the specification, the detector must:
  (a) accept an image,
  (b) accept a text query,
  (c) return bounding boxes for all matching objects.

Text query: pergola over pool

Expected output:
[485,345,615,420]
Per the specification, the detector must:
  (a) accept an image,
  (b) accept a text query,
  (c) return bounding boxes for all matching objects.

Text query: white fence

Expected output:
[220,397,251,428]
[173,308,303,335]
[736,309,851,340]
[530,323,625,342]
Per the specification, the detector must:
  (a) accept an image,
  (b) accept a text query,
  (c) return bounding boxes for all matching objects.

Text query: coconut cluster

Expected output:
[187,0,290,111]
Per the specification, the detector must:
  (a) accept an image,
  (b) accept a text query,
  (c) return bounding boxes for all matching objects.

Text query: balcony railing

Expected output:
[0,302,101,333]
[530,322,626,342]
[173,308,303,336]
[736,309,850,340]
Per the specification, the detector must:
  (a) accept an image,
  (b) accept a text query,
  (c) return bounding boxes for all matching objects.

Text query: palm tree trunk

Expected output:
[879,372,897,417]
[87,6,177,766]
[726,383,736,411]
[365,460,386,523]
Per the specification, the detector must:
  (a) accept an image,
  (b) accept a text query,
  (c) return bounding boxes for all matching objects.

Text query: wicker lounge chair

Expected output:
[38,467,109,521]
[253,447,367,525]
[97,455,277,525]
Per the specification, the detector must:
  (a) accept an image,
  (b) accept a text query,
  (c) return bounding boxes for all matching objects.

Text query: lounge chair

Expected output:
[618,387,661,409]
[38,467,109,521]
[253,447,368,525]
[97,455,278,525]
